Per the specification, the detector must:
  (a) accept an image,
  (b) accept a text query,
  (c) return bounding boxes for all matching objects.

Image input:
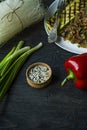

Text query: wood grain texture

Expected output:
[0,1,87,130]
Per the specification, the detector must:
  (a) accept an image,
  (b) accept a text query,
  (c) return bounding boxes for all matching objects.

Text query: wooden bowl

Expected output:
[26,62,52,88]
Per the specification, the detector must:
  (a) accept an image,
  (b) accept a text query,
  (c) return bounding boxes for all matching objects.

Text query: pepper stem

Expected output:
[61,69,76,87]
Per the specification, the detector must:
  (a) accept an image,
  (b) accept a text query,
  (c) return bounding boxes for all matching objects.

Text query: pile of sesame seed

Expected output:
[29,65,50,83]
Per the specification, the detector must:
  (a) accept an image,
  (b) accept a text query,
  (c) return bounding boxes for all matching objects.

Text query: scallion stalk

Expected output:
[0,42,43,101]
[0,47,16,65]
[0,46,31,76]
[14,41,24,52]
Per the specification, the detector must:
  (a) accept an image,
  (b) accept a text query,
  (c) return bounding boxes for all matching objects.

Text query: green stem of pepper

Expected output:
[61,69,77,87]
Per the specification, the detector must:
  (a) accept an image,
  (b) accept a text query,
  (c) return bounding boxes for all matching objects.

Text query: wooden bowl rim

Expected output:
[26,62,52,88]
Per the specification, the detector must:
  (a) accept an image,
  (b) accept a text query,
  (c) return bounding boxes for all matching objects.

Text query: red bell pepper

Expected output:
[61,53,87,90]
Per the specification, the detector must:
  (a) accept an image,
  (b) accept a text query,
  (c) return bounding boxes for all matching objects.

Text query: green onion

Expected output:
[14,41,24,51]
[0,41,43,101]
[0,46,16,65]
[0,46,30,76]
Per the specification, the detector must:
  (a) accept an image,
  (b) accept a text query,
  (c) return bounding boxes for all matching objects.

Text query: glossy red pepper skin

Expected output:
[63,53,87,90]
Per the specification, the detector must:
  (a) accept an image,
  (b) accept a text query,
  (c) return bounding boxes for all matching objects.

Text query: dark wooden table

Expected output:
[0,1,87,130]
